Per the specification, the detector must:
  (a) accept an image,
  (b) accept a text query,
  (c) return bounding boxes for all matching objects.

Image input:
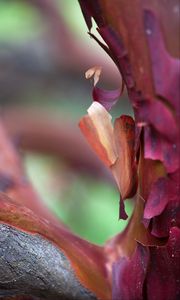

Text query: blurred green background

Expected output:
[0,0,133,245]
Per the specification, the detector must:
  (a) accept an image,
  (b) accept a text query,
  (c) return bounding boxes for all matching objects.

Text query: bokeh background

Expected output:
[0,0,133,245]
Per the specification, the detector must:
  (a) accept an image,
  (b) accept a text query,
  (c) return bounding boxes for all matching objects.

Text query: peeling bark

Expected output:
[0,224,97,300]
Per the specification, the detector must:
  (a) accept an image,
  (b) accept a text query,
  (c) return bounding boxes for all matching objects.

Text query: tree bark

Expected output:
[0,224,97,300]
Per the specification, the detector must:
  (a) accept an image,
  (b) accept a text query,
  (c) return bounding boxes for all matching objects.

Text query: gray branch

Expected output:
[0,224,97,300]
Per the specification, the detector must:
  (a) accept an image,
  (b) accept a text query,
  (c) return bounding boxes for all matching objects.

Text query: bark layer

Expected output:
[0,224,97,300]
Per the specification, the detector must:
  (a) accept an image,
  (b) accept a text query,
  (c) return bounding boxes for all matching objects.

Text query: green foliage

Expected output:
[0,1,43,42]
[26,154,133,245]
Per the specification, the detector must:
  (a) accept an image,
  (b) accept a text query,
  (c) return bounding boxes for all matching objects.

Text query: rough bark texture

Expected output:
[0,224,97,300]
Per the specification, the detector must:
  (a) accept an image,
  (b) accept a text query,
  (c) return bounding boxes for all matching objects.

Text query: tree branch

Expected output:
[0,224,97,300]
[2,108,113,181]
